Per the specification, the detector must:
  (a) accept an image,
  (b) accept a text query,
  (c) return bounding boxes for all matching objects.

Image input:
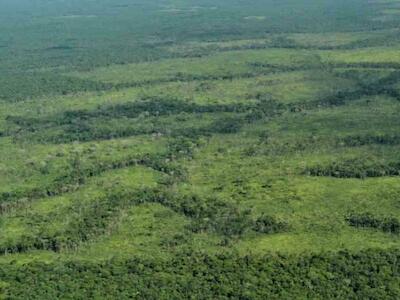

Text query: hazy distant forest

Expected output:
[0,0,400,298]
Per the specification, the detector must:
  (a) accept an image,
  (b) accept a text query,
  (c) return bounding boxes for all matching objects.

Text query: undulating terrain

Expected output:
[0,0,400,298]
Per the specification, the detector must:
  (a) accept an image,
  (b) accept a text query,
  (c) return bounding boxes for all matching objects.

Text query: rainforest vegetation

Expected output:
[0,0,400,298]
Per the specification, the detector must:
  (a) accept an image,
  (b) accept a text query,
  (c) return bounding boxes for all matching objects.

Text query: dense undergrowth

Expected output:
[1,249,399,299]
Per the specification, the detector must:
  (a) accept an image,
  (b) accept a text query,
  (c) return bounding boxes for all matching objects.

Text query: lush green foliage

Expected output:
[1,249,399,299]
[346,212,400,234]
[1,0,400,298]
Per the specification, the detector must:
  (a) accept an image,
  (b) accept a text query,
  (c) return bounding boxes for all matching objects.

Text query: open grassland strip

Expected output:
[109,67,320,91]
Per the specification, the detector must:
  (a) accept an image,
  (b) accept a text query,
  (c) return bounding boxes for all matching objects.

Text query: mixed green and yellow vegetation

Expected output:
[0,0,400,298]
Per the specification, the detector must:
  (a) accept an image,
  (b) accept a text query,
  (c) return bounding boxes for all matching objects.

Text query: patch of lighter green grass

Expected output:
[236,229,400,254]
[0,134,166,196]
[164,38,272,55]
[0,87,142,121]
[269,96,400,137]
[0,137,67,193]
[69,48,319,85]
[0,250,58,265]
[0,166,162,256]
[135,70,338,105]
[180,134,400,253]
[255,73,356,104]
[320,47,400,64]
[75,203,189,261]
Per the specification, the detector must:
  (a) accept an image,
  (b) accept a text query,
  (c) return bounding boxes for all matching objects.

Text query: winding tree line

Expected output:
[2,41,400,105]
[0,181,288,255]
[8,96,249,128]
[286,69,400,112]
[131,188,288,238]
[0,64,312,103]
[5,96,283,143]
[3,65,400,208]
[0,132,290,255]
[6,60,400,144]
[0,137,198,254]
[112,61,400,101]
[0,137,198,213]
[2,53,400,254]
